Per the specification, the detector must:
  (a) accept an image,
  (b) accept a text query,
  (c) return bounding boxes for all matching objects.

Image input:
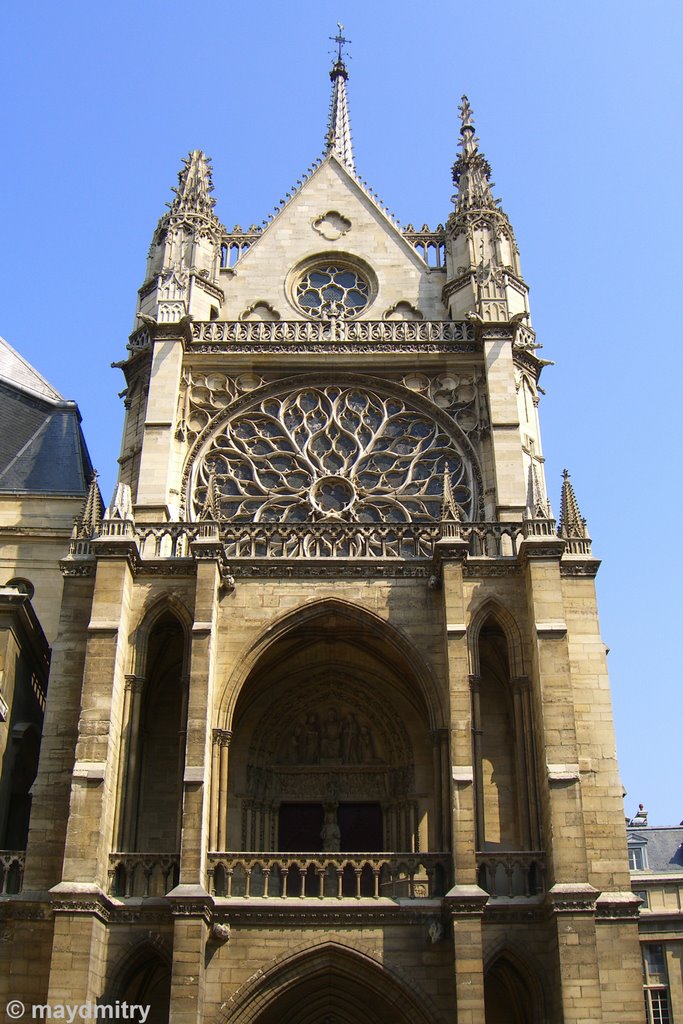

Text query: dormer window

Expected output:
[628,838,648,871]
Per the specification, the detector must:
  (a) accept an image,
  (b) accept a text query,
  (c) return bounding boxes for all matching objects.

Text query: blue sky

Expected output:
[1,1,681,825]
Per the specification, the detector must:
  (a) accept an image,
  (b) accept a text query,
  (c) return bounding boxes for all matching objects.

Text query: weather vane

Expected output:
[330,22,351,62]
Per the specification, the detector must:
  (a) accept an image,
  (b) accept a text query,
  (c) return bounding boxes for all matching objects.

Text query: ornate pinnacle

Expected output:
[458,95,474,131]
[325,26,355,172]
[170,150,217,218]
[526,462,550,520]
[199,466,222,522]
[441,463,463,522]
[104,482,134,522]
[451,95,497,215]
[558,469,589,539]
[72,471,104,539]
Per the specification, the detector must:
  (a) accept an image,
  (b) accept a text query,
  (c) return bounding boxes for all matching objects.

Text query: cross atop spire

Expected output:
[325,25,355,172]
[330,22,351,64]
[452,95,496,214]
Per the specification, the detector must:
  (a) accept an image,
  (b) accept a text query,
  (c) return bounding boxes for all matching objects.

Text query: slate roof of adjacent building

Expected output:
[627,826,683,873]
[0,336,92,495]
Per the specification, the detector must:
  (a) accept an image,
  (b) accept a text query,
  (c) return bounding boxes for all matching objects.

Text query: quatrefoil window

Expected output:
[296,265,369,319]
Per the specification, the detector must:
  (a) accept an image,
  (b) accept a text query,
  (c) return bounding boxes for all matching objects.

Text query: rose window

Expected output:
[191,385,474,523]
[295,265,369,319]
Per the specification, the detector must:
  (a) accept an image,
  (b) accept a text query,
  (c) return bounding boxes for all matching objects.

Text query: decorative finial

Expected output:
[199,466,222,522]
[72,471,104,539]
[558,469,591,553]
[526,461,550,520]
[459,95,474,131]
[441,462,462,523]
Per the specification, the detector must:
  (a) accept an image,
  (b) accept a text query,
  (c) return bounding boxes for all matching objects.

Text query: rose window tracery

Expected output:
[190,384,475,523]
[295,265,369,319]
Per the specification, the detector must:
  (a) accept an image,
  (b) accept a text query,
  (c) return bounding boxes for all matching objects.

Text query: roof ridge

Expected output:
[0,336,64,404]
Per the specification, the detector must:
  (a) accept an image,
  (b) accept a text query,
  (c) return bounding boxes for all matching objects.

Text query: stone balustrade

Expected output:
[207,852,450,900]
[0,851,25,895]
[190,319,474,347]
[476,851,546,898]
[88,520,563,565]
[108,853,180,898]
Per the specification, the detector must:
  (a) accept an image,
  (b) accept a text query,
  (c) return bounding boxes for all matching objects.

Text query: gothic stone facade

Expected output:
[0,68,645,1024]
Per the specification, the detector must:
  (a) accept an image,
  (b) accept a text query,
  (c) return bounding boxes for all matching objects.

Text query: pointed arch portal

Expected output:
[218,599,446,856]
[218,944,438,1024]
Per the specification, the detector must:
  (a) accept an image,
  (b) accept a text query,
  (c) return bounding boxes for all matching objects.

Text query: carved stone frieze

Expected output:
[228,561,434,579]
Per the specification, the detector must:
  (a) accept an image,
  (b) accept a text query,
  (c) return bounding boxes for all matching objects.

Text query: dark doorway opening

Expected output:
[278,803,324,851]
[339,803,383,851]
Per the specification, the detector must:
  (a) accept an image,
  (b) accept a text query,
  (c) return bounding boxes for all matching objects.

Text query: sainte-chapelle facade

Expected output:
[0,43,648,1024]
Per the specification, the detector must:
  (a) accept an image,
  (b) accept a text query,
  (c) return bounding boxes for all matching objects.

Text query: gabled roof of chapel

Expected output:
[0,335,92,496]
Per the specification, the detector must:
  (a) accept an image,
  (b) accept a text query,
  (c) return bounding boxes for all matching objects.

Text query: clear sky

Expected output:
[1,1,681,825]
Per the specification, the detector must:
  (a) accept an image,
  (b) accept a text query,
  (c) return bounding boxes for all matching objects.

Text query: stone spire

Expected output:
[527,461,551,520]
[199,466,222,521]
[451,96,497,215]
[325,24,355,172]
[444,95,527,323]
[137,150,226,325]
[558,469,589,540]
[71,471,104,538]
[441,463,463,523]
[170,150,219,223]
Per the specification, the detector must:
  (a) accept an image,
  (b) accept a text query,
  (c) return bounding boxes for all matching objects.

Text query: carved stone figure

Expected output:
[304,713,320,763]
[321,708,342,761]
[321,806,341,851]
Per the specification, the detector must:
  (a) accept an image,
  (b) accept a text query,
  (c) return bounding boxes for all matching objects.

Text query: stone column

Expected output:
[211,729,232,852]
[482,327,527,520]
[57,542,137,891]
[168,897,213,1024]
[176,530,224,889]
[438,550,477,885]
[47,900,110,1005]
[115,674,144,851]
[23,571,95,890]
[520,537,589,887]
[445,889,489,1024]
[135,323,187,522]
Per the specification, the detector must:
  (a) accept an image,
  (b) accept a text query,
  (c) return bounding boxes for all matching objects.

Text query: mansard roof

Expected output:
[627,825,683,873]
[0,336,92,495]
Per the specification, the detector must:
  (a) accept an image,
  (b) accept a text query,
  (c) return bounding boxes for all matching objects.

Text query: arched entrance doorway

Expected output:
[484,954,544,1024]
[219,944,439,1024]
[221,602,443,859]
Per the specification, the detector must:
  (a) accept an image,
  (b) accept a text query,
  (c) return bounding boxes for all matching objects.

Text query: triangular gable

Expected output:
[221,153,446,322]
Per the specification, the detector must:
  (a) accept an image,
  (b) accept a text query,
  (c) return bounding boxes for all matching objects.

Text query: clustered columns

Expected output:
[115,674,145,851]
[431,728,450,851]
[209,728,232,851]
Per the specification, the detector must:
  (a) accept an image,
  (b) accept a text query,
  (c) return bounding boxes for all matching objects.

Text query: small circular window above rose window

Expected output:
[295,264,370,319]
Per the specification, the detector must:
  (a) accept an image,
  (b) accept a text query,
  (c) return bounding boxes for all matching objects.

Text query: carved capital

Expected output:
[511,675,530,692]
[124,674,145,694]
[213,728,233,748]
